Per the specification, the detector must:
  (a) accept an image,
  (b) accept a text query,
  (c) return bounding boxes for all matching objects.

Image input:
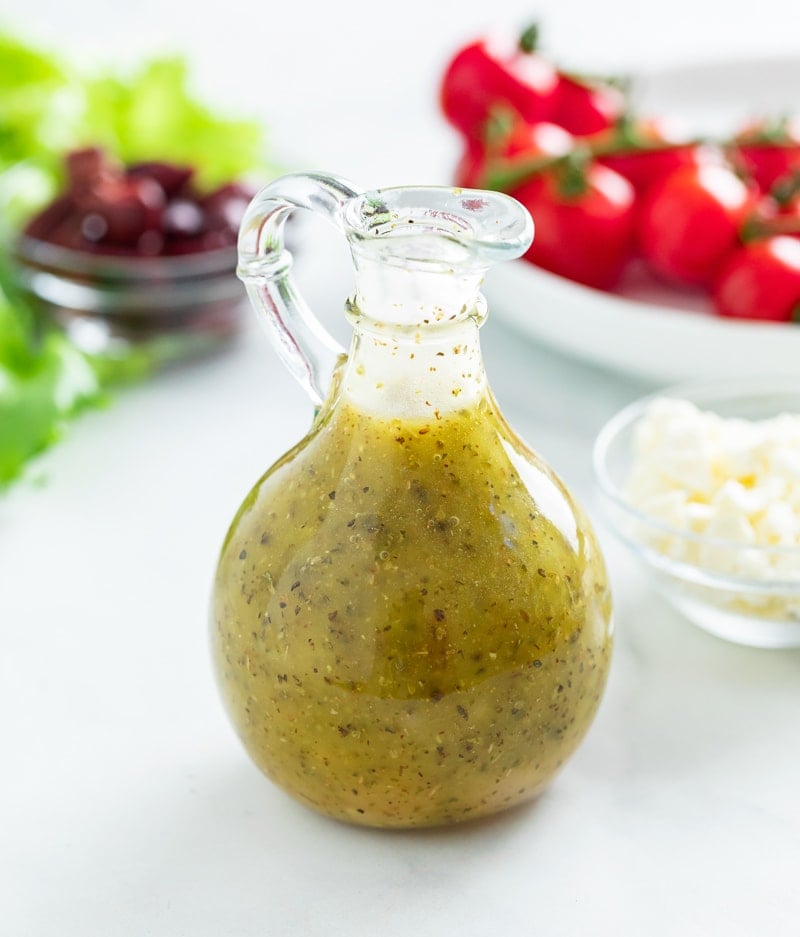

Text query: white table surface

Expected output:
[2,2,800,935]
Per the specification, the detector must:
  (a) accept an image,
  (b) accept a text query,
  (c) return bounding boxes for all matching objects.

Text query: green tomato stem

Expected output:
[518,23,540,54]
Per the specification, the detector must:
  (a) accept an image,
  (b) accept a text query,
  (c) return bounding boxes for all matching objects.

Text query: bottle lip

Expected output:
[342,185,533,270]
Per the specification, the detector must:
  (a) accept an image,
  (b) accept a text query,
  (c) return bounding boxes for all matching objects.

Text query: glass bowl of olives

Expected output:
[14,147,257,365]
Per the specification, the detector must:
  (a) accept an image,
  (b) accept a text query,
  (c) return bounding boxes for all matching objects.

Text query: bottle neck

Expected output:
[333,243,493,417]
[351,245,488,327]
[338,313,488,418]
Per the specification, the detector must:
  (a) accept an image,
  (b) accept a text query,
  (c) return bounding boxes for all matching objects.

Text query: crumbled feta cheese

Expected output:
[623,396,800,581]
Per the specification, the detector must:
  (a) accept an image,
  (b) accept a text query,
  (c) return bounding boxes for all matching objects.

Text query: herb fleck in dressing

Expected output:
[212,395,612,828]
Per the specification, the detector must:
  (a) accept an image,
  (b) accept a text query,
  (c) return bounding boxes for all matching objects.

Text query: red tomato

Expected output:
[713,236,800,322]
[636,164,758,287]
[500,120,574,160]
[440,26,560,139]
[454,121,573,188]
[732,117,800,192]
[602,144,712,195]
[510,160,636,289]
[550,74,626,137]
[597,118,722,195]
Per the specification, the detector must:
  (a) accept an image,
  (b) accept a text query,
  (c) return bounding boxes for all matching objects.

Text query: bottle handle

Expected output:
[237,172,364,407]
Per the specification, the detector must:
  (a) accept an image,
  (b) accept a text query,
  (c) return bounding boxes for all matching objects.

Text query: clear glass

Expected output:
[14,235,246,364]
[593,376,800,648]
[212,172,614,828]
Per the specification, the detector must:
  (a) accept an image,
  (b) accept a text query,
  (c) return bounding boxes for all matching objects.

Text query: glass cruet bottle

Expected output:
[211,171,613,829]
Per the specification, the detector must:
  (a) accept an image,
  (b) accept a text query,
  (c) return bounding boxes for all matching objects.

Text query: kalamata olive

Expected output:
[65,147,121,192]
[24,146,256,258]
[162,198,205,238]
[44,215,92,251]
[79,177,165,247]
[161,234,209,255]
[201,182,256,232]
[80,213,109,243]
[128,161,195,197]
[162,229,234,255]
[23,195,75,240]
[137,229,166,256]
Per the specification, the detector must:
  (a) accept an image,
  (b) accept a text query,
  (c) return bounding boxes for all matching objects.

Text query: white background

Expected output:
[2,2,800,936]
[7,0,800,186]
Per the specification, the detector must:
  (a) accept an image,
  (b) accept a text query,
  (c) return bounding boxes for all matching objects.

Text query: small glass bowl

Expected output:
[592,377,800,649]
[14,234,247,365]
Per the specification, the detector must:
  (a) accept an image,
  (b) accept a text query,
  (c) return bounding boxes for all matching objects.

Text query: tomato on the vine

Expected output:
[440,24,559,139]
[731,117,800,193]
[602,144,713,196]
[597,118,720,195]
[510,158,636,289]
[636,164,758,287]
[713,236,800,322]
[454,120,573,188]
[496,120,574,161]
[549,73,626,137]
[438,22,800,321]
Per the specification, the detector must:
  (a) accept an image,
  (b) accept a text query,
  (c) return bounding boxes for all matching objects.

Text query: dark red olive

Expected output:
[44,214,92,251]
[162,198,205,238]
[201,182,256,232]
[23,195,75,240]
[65,147,121,193]
[78,177,165,247]
[164,230,233,255]
[128,161,195,197]
[23,146,254,258]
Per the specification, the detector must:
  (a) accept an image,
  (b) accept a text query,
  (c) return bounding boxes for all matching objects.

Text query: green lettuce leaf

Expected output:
[0,260,101,488]
[0,32,78,166]
[79,57,271,188]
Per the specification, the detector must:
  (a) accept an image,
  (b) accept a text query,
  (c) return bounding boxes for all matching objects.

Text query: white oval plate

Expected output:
[484,55,800,384]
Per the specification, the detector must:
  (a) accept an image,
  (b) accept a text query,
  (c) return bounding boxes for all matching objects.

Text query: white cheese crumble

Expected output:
[624,396,800,581]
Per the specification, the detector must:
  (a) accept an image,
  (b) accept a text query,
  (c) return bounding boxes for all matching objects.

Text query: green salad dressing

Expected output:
[212,393,612,828]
